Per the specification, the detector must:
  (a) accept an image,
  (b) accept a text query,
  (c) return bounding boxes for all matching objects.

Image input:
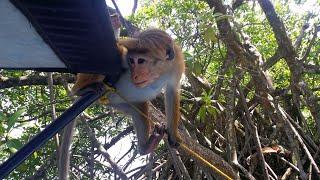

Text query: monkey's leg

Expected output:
[133,102,165,155]
[114,103,164,155]
[165,86,181,148]
[141,123,165,155]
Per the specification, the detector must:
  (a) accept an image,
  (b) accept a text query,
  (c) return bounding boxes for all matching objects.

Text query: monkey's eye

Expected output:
[138,58,146,64]
[128,58,134,64]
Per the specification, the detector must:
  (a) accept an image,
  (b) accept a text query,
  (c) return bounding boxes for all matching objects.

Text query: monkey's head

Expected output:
[110,13,121,29]
[118,29,176,88]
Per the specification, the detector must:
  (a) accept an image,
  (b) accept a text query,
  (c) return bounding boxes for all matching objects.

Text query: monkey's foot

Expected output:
[140,124,166,155]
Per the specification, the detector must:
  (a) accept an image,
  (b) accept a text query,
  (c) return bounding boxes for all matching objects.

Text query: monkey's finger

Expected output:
[98,96,109,105]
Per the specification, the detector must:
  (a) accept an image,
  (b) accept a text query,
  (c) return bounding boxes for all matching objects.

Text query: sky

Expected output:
[290,0,320,15]
[105,0,137,17]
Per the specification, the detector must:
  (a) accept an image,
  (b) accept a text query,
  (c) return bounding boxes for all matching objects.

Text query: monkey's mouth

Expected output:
[134,80,148,87]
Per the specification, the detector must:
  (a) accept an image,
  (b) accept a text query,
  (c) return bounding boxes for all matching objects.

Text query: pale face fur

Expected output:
[126,50,172,88]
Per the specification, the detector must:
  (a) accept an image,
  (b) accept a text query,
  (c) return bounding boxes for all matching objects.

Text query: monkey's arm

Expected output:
[71,42,125,95]
[118,38,139,50]
[71,42,128,96]
[165,81,181,147]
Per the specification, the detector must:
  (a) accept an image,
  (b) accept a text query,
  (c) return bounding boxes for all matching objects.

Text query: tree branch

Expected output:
[0,74,74,89]
[82,119,128,179]
[132,0,138,15]
[301,24,319,62]
[149,103,238,179]
[294,13,312,50]
[302,63,320,74]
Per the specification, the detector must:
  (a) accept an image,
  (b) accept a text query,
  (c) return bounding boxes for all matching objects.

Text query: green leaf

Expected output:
[193,62,202,75]
[183,52,193,61]
[207,106,217,117]
[203,28,216,43]
[6,139,23,153]
[33,151,38,159]
[0,112,6,121]
[7,109,25,131]
[0,140,6,147]
[0,125,5,136]
[184,52,194,68]
[17,164,28,172]
[199,106,206,122]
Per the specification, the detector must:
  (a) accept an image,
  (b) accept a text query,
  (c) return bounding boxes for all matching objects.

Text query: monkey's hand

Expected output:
[71,73,105,96]
[98,95,109,105]
[167,130,181,148]
[141,124,165,155]
[116,43,128,67]
[98,84,116,105]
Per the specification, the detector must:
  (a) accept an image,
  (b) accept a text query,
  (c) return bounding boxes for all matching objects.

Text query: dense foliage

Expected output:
[0,0,319,179]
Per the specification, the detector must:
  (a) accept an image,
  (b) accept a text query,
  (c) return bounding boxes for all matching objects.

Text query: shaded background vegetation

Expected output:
[0,0,319,179]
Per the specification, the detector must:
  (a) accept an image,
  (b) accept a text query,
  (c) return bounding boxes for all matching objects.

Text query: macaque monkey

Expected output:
[110,13,121,39]
[73,29,185,153]
[59,28,184,179]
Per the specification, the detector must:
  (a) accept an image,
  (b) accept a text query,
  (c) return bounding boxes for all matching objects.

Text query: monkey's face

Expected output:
[127,52,169,88]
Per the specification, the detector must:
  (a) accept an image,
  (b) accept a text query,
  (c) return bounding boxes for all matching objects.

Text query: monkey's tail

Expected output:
[58,120,77,180]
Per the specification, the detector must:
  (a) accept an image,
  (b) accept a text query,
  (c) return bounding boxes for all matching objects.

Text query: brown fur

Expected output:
[71,28,185,150]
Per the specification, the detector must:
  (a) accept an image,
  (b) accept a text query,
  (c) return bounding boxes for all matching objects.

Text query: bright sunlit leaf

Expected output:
[7,109,25,131]
[6,138,23,153]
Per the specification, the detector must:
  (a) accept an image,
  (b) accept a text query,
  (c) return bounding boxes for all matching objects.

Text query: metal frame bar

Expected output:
[0,83,106,179]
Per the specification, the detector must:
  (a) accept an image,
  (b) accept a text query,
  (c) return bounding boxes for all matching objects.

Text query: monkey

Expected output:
[59,29,185,179]
[110,13,121,39]
[107,29,185,151]
[75,29,184,152]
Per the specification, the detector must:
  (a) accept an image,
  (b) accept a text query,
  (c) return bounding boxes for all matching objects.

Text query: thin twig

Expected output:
[166,141,192,180]
[238,84,270,180]
[111,0,132,35]
[278,107,320,176]
[82,119,128,180]
[233,162,256,180]
[265,162,278,180]
[279,156,300,172]
[301,24,319,62]
[131,0,138,15]
[281,168,293,180]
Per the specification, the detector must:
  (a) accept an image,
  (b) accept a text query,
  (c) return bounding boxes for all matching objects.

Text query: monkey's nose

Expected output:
[133,74,139,80]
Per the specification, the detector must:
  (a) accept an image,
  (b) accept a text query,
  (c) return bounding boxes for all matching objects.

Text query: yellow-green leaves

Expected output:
[203,27,217,43]
[6,138,23,153]
[7,108,25,132]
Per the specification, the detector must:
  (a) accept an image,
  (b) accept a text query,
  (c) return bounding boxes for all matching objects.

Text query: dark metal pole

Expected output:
[0,83,106,179]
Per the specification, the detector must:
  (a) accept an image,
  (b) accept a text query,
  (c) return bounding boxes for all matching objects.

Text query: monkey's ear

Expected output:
[166,46,175,60]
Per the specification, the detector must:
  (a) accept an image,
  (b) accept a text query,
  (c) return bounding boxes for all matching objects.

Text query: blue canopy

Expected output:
[0,0,122,84]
